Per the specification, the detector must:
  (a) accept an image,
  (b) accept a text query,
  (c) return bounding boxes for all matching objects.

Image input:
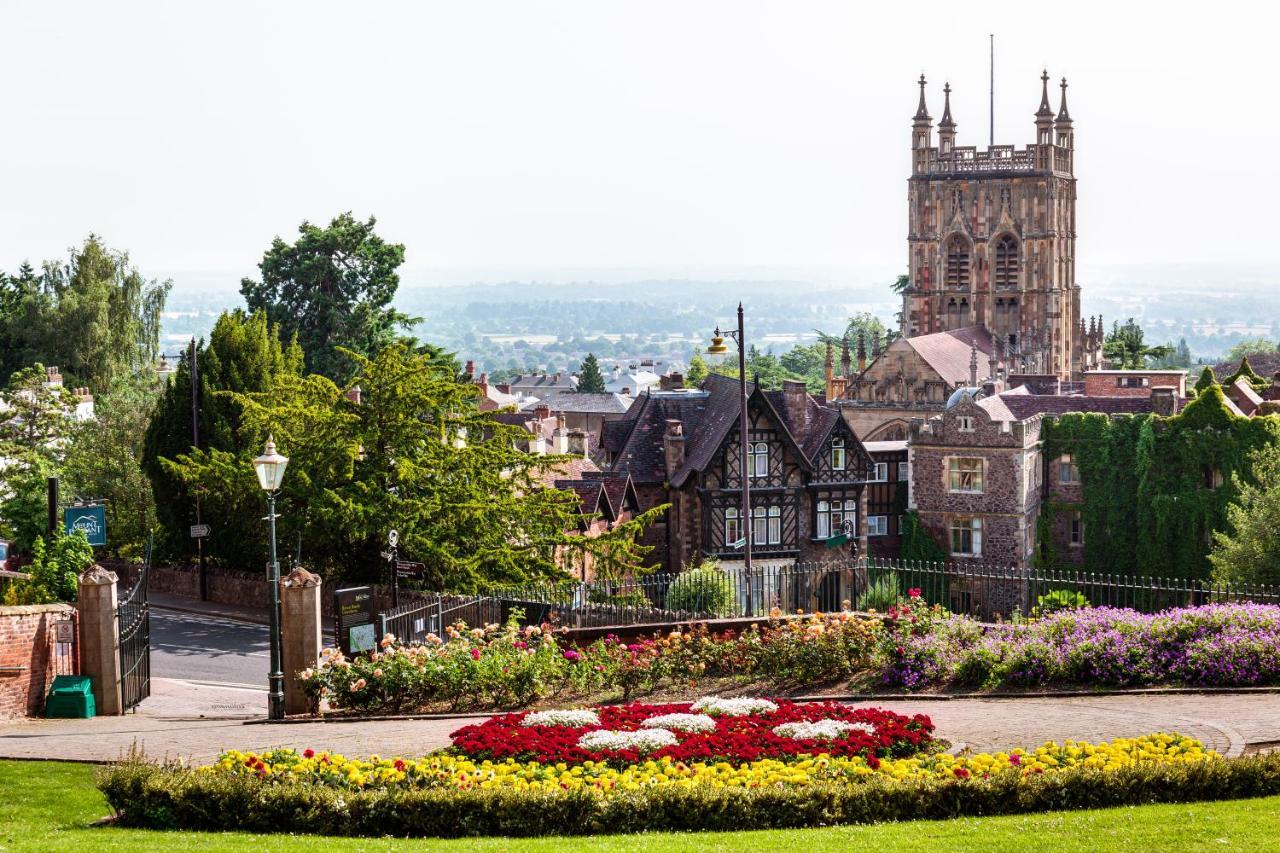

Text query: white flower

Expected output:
[691,696,779,717]
[577,729,678,753]
[640,713,717,733]
[521,709,602,728]
[771,720,877,741]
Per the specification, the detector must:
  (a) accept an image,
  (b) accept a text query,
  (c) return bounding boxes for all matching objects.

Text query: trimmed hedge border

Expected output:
[99,753,1280,838]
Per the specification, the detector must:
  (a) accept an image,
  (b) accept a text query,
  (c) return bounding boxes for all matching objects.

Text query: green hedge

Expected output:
[99,754,1280,838]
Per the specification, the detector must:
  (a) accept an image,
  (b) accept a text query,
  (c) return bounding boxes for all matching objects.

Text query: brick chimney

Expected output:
[782,379,809,443]
[660,372,685,391]
[663,419,686,478]
[464,360,476,379]
[44,366,62,388]
[1151,386,1179,417]
[345,385,362,405]
[534,403,551,421]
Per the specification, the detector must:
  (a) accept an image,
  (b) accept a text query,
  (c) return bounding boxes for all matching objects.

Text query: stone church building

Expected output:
[828,71,1105,442]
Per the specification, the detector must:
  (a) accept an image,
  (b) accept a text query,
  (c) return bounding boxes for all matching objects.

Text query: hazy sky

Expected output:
[2,1,1275,283]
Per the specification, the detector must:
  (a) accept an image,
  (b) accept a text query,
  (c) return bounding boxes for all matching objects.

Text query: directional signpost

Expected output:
[189,524,211,539]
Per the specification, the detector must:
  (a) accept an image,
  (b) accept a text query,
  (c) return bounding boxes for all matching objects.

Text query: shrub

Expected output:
[1,530,92,605]
[858,571,900,611]
[1035,589,1089,616]
[664,560,735,616]
[99,750,1280,838]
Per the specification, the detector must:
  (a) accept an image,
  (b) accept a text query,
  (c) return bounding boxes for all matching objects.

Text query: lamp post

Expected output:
[253,436,289,720]
[708,302,752,613]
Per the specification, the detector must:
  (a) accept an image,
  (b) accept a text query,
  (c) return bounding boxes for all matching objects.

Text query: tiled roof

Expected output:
[898,326,994,386]
[554,479,605,518]
[511,373,576,390]
[582,470,638,514]
[981,391,1153,422]
[1229,378,1264,415]
[535,455,600,489]
[608,392,711,484]
[523,390,634,415]
[608,374,867,487]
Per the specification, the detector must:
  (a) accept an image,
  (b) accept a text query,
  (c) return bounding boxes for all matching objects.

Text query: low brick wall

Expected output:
[109,561,276,612]
[0,603,73,719]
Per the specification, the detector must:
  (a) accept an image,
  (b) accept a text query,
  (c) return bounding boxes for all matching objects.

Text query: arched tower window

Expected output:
[944,235,971,290]
[993,235,1019,290]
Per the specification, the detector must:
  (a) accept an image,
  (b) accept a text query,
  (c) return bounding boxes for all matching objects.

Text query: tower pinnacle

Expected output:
[914,74,930,121]
[939,82,955,128]
[1036,70,1054,118]
[1057,77,1072,123]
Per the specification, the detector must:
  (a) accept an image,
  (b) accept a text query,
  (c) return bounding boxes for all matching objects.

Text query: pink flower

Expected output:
[373,668,383,678]
[470,648,481,660]
[908,588,921,599]
[564,649,581,662]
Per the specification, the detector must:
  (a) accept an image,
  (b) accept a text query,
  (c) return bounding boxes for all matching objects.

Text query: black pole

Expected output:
[267,490,284,720]
[737,302,753,614]
[192,338,207,602]
[46,477,59,539]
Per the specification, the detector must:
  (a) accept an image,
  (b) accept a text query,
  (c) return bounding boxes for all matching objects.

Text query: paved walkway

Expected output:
[3,684,1277,764]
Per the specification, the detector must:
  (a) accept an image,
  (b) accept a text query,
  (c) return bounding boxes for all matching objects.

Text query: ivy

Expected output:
[1225,356,1270,394]
[898,509,946,563]
[1039,385,1280,581]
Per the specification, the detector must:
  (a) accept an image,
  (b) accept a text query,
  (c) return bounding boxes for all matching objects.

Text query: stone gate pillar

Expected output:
[77,565,122,716]
[280,568,322,716]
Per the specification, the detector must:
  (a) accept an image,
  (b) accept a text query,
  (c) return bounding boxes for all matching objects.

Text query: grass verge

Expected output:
[3,758,1280,851]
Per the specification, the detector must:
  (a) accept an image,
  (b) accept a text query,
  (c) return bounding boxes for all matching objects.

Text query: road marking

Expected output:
[153,642,270,657]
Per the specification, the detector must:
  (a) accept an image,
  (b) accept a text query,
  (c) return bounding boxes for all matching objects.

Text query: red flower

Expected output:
[470,648,481,660]
[953,766,970,779]
[394,759,407,772]
[303,748,315,759]
[908,588,921,598]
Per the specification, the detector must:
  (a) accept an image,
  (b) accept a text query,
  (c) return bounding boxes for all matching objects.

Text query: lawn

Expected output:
[3,758,1279,852]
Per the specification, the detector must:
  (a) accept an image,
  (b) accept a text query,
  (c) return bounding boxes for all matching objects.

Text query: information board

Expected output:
[64,505,107,547]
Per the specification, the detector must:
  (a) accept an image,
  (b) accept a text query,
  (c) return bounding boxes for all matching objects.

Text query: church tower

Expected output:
[901,71,1085,379]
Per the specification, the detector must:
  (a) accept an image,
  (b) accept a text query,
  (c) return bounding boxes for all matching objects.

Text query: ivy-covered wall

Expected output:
[1037,384,1280,580]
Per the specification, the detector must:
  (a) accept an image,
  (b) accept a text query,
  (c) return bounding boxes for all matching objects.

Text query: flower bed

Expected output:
[301,610,881,713]
[881,601,1280,690]
[209,733,1212,792]
[100,735,1280,838]
[449,699,933,764]
[299,596,1280,715]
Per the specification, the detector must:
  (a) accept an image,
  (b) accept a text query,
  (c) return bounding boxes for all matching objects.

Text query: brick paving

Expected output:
[3,680,1277,763]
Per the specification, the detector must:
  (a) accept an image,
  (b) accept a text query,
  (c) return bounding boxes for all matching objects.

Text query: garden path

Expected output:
[2,686,1276,763]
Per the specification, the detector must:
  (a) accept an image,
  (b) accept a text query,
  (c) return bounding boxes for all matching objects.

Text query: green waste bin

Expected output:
[45,675,95,719]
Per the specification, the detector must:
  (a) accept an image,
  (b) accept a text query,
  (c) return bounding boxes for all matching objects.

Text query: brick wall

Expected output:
[109,561,274,611]
[1083,372,1186,398]
[0,603,73,719]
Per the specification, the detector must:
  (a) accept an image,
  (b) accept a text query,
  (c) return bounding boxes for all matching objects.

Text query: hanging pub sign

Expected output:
[334,586,378,657]
[64,504,107,547]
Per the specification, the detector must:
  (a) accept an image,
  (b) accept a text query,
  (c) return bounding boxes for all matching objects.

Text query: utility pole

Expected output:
[191,337,207,601]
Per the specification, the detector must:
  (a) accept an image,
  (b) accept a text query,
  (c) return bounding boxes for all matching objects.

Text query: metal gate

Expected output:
[118,558,151,712]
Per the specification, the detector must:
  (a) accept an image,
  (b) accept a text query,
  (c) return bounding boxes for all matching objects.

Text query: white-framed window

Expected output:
[868,515,889,536]
[750,505,781,546]
[870,462,889,482]
[948,457,984,493]
[1116,376,1148,388]
[831,437,846,471]
[749,442,769,479]
[1069,512,1083,546]
[896,461,909,482]
[724,507,741,547]
[957,415,976,432]
[951,517,983,556]
[815,498,857,539]
[1058,455,1080,484]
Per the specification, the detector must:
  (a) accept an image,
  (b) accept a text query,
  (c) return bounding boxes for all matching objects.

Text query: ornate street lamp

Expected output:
[253,436,289,720]
[708,303,753,613]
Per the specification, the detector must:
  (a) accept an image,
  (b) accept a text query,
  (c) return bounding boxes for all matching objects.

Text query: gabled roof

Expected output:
[1229,377,1264,415]
[898,326,995,387]
[582,470,640,515]
[607,374,869,488]
[554,479,607,522]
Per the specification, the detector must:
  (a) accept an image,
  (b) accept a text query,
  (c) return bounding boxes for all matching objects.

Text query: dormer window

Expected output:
[831,437,846,471]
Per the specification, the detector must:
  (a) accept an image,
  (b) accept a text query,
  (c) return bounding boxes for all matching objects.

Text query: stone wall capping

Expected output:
[78,564,118,585]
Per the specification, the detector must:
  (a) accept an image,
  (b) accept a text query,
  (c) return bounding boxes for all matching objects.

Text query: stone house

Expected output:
[863,440,909,558]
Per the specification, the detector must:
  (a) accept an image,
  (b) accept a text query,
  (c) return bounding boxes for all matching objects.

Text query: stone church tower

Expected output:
[902,71,1096,379]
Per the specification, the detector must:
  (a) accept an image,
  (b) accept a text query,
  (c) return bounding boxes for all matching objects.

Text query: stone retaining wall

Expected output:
[0,603,74,719]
